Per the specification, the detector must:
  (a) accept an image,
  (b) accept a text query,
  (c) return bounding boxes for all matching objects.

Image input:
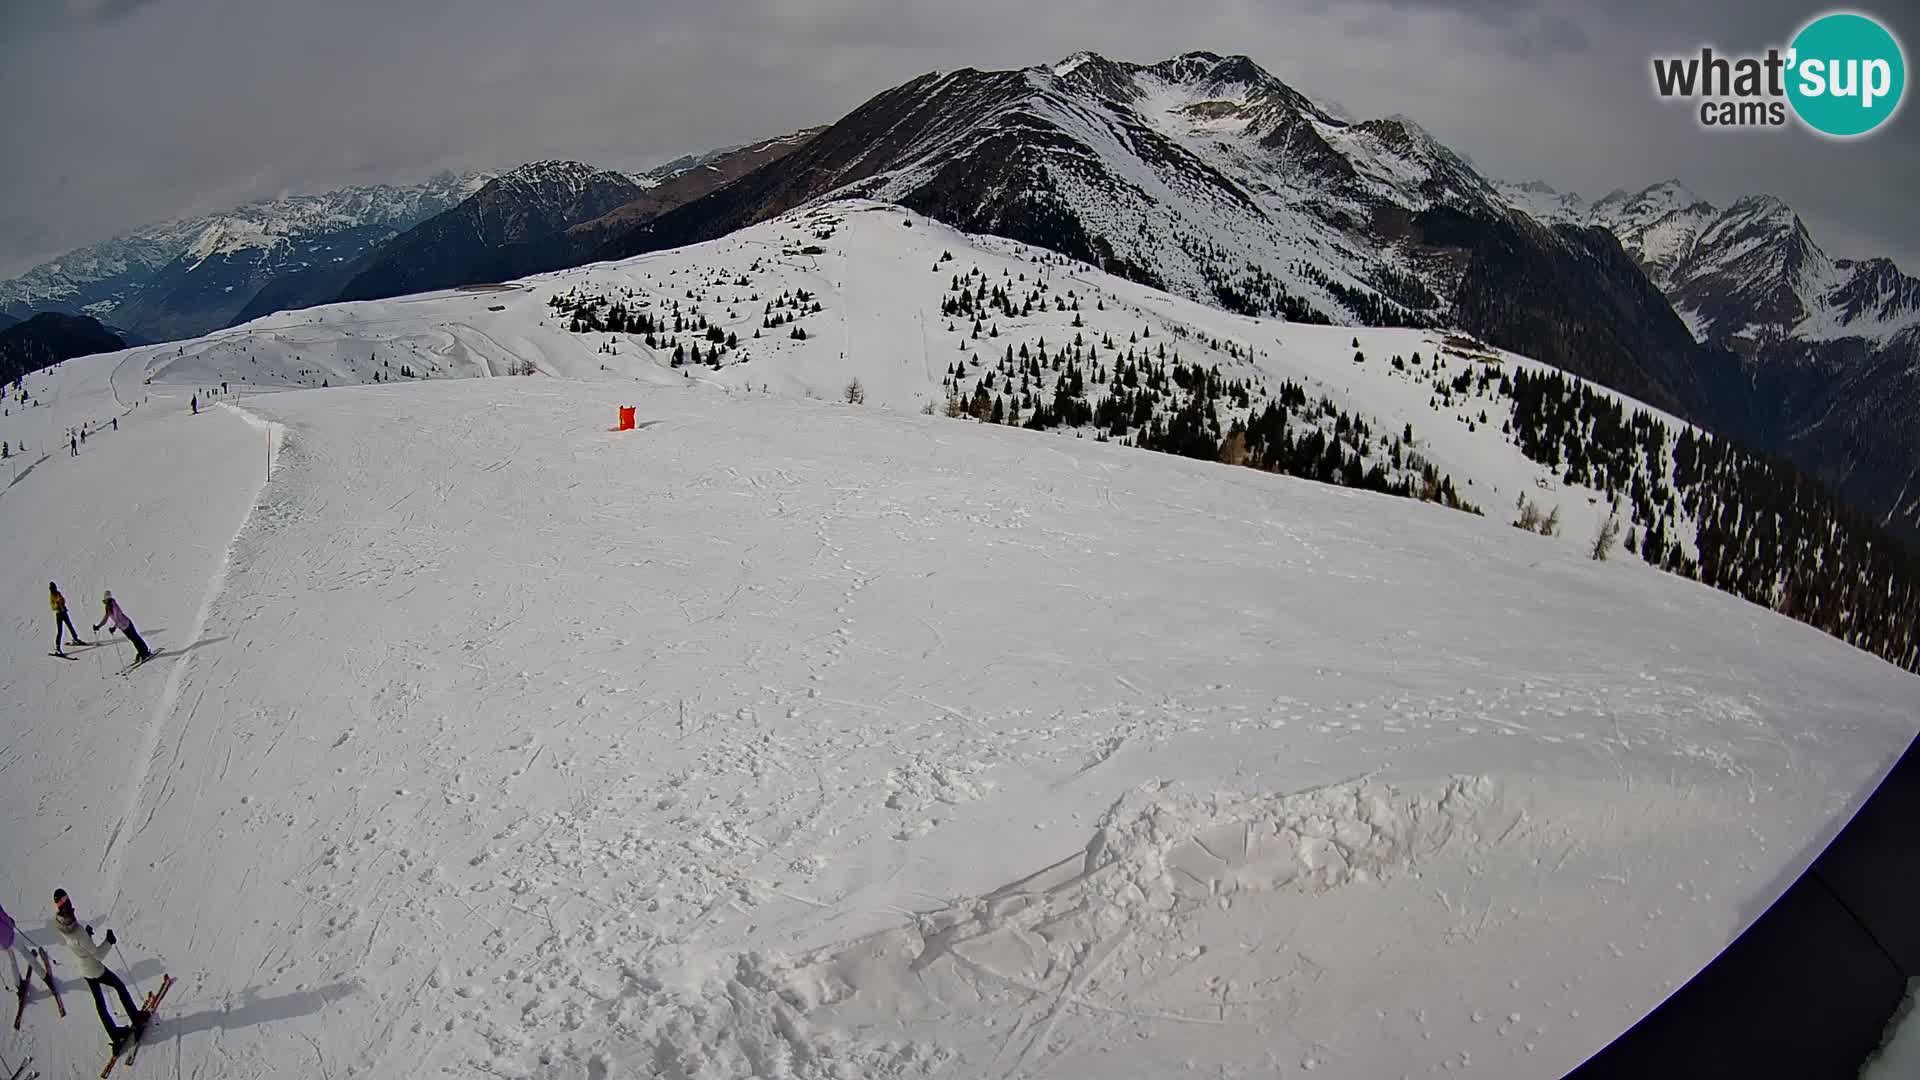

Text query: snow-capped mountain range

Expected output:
[0,172,491,341]
[331,132,823,308]
[3,49,1914,540]
[624,52,1498,324]
[3,52,1917,1079]
[1498,178,1920,351]
[331,161,650,304]
[596,49,1913,545]
[611,51,1729,437]
[0,135,826,348]
[1496,176,1920,539]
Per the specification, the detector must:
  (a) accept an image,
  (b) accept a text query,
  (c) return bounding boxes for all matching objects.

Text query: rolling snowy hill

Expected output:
[91,201,1920,678]
[112,201,1640,544]
[1,201,1914,1079]
[2,307,1914,1078]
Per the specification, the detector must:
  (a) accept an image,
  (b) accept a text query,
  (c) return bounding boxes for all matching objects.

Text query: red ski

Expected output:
[33,949,63,1017]
[99,974,170,1078]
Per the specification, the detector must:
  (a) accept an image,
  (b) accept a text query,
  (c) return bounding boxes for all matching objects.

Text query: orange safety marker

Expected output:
[617,406,636,431]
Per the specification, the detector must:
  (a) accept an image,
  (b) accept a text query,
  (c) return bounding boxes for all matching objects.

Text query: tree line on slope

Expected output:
[931,267,1481,515]
[547,227,1911,674]
[1504,367,1918,673]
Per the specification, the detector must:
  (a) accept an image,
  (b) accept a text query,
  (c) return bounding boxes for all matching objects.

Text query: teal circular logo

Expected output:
[1787,12,1906,137]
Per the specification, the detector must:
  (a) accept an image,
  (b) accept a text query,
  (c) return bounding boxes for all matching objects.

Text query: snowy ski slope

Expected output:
[0,206,1914,1079]
[107,201,1695,551]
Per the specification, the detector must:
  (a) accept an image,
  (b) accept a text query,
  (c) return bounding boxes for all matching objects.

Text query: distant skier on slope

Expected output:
[93,591,152,664]
[50,583,86,656]
[51,890,146,1054]
[69,432,77,457]
[190,395,197,416]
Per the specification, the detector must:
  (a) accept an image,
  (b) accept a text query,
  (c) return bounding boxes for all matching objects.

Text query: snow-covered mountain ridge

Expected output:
[67,199,1920,679]
[0,172,492,329]
[1496,178,1920,350]
[609,50,1733,483]
[1493,175,1920,542]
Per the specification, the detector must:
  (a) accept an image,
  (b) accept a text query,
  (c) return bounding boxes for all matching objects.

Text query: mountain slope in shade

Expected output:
[229,134,821,327]
[1495,178,1920,542]
[0,311,125,384]
[602,51,1733,425]
[559,129,826,257]
[1500,179,1920,351]
[112,221,412,344]
[472,128,828,290]
[0,222,211,322]
[332,162,649,304]
[0,173,490,340]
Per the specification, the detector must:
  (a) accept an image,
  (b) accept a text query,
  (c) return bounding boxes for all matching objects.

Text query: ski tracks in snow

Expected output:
[102,406,279,902]
[41,377,1911,1080]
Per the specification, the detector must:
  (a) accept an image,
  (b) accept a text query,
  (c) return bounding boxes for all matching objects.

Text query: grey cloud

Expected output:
[0,0,1913,277]
[1,0,158,37]
[1308,0,1592,57]
[1534,13,1590,54]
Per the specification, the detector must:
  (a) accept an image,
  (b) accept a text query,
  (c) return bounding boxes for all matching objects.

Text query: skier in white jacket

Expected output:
[52,889,146,1052]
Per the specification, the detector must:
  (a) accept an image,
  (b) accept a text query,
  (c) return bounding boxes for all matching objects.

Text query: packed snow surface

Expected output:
[1,205,1914,1079]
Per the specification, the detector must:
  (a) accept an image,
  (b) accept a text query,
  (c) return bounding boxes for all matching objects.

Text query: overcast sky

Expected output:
[2,0,1914,278]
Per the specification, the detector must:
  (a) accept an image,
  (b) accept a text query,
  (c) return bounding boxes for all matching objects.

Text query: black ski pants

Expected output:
[122,624,152,661]
[86,969,139,1033]
[55,610,81,650]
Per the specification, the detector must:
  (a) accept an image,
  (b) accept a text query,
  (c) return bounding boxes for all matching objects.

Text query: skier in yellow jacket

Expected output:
[50,582,87,656]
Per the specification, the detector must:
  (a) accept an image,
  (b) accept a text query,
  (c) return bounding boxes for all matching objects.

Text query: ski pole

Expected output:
[112,945,134,991]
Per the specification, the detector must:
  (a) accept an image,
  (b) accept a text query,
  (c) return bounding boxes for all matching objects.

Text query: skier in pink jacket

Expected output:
[93,591,152,663]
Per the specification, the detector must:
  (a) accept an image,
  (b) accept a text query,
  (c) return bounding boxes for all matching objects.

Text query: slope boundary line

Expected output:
[98,404,281,904]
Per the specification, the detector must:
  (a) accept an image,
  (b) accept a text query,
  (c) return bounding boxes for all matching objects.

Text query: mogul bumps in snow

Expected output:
[50,890,147,1054]
[93,592,152,666]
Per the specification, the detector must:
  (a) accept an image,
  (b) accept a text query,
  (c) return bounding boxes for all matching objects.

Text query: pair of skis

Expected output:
[46,651,152,675]
[118,651,162,677]
[99,973,172,1078]
[13,947,170,1077]
[11,948,65,1030]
